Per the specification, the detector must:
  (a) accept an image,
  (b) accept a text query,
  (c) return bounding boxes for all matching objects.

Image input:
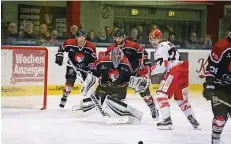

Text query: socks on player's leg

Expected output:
[176,99,200,129]
[156,94,173,130]
[143,95,159,120]
[59,83,73,108]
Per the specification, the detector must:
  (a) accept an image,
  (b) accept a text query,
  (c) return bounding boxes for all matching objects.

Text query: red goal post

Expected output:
[1,46,48,110]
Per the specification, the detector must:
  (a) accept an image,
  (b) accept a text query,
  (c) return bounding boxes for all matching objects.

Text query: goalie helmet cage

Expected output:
[1,46,48,110]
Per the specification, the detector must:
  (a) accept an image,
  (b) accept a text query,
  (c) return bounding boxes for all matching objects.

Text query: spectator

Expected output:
[6,23,18,38]
[136,25,143,36]
[40,24,50,40]
[127,28,139,43]
[187,32,200,44]
[166,25,174,35]
[86,30,97,42]
[168,33,181,45]
[104,26,111,37]
[151,24,158,31]
[202,34,212,46]
[19,22,37,39]
[104,26,113,42]
[96,28,108,43]
[70,25,78,38]
[46,30,59,46]
[136,25,149,44]
[223,30,230,38]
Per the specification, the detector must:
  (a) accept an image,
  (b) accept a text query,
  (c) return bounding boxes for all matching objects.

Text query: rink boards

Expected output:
[1,46,210,96]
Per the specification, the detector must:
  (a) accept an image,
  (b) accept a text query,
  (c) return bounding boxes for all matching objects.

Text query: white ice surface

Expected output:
[2,93,231,144]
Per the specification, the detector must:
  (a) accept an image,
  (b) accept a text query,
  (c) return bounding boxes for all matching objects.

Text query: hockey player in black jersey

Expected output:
[203,24,231,144]
[72,47,146,123]
[104,29,159,120]
[55,30,97,108]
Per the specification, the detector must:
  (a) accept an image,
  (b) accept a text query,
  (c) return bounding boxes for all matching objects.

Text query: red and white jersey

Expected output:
[151,41,182,75]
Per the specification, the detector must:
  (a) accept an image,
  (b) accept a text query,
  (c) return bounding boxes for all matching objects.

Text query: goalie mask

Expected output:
[110,48,124,68]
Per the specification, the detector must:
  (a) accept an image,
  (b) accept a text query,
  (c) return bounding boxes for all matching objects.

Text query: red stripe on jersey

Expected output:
[164,60,168,67]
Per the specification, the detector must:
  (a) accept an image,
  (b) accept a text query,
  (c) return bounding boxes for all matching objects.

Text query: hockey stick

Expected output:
[213,96,231,108]
[63,58,87,83]
[65,59,89,74]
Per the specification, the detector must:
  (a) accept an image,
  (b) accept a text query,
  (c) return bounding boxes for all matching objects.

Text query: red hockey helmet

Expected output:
[149,29,163,48]
[149,29,163,39]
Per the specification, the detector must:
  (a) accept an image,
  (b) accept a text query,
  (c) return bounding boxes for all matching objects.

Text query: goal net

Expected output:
[1,46,48,110]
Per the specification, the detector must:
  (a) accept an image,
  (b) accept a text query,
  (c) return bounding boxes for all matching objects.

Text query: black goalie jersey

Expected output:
[206,37,231,88]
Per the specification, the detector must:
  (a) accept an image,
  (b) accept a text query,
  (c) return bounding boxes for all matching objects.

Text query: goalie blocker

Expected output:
[72,48,146,123]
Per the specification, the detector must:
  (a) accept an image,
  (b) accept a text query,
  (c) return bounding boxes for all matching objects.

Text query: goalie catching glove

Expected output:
[128,76,150,93]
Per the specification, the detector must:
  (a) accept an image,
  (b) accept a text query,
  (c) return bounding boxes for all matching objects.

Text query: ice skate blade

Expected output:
[194,126,201,130]
[157,125,174,130]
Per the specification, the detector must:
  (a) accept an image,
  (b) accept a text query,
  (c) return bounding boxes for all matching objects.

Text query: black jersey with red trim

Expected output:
[105,40,146,71]
[90,56,132,87]
[206,37,231,87]
[61,39,96,66]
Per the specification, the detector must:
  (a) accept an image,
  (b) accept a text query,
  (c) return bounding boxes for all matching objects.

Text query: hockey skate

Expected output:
[212,137,221,144]
[187,115,201,130]
[212,134,221,144]
[151,109,159,121]
[72,98,96,117]
[59,96,67,108]
[157,117,173,130]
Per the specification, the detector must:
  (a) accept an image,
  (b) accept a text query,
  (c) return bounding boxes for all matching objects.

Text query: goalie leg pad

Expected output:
[81,73,98,97]
[102,96,143,124]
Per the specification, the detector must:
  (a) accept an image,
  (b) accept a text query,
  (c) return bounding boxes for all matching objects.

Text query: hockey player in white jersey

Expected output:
[149,29,200,130]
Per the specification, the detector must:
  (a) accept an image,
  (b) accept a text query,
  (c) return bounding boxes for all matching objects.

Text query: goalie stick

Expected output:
[64,58,132,124]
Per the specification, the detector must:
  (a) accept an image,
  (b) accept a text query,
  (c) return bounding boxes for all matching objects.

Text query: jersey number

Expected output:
[168,43,178,61]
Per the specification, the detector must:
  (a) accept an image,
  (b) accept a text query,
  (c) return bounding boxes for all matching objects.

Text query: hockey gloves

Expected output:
[76,62,87,69]
[55,52,64,66]
[128,76,149,93]
[202,83,215,101]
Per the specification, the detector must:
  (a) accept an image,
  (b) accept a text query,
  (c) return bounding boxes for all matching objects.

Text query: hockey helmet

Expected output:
[149,29,163,48]
[76,30,86,37]
[149,29,163,39]
[114,29,126,37]
[110,47,124,68]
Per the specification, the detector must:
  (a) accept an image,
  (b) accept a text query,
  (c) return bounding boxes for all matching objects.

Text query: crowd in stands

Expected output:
[2,20,225,49]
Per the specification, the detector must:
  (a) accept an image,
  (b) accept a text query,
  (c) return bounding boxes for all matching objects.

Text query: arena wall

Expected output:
[1,46,210,96]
